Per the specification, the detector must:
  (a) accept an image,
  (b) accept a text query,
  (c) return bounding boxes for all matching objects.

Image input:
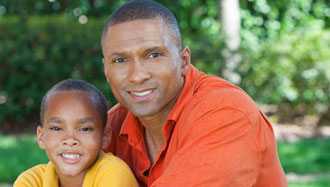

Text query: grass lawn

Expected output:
[0,134,329,186]
[289,178,330,187]
[279,138,330,187]
[0,135,47,183]
[279,138,330,174]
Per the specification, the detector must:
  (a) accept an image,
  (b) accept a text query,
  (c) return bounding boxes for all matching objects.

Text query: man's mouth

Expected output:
[131,90,153,96]
[128,89,155,102]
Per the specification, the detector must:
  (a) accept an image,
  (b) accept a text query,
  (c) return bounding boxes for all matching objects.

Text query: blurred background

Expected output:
[0,0,329,186]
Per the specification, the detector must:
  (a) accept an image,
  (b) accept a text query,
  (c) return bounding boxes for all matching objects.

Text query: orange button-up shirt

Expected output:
[103,64,287,187]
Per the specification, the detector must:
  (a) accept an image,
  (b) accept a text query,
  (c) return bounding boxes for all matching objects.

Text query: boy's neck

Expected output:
[58,172,85,187]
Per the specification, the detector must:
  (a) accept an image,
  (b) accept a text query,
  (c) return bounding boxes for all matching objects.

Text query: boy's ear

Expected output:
[37,126,45,149]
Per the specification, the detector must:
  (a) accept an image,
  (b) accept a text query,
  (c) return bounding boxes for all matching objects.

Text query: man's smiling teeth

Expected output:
[62,153,80,159]
[131,90,153,97]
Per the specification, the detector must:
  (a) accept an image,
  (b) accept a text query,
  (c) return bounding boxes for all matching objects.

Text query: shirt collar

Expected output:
[44,162,59,186]
[167,64,202,121]
[120,111,145,146]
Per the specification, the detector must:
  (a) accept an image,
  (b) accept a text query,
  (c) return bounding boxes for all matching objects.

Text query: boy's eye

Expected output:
[112,57,126,64]
[80,127,94,132]
[49,126,62,131]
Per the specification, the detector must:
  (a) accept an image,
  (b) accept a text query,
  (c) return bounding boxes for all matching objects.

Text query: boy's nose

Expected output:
[62,138,79,147]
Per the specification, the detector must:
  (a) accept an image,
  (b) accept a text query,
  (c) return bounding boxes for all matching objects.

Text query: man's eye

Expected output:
[112,57,125,64]
[49,126,61,131]
[148,52,161,59]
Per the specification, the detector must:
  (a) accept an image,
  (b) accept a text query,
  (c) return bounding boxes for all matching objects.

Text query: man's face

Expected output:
[102,18,189,120]
[37,91,103,178]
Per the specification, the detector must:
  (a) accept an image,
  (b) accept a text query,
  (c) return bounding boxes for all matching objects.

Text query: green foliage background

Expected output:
[0,0,330,128]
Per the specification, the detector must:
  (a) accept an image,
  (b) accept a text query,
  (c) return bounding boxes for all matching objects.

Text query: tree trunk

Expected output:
[219,0,241,84]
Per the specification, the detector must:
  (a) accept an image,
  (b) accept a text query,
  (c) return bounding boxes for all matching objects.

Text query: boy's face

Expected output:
[37,91,103,178]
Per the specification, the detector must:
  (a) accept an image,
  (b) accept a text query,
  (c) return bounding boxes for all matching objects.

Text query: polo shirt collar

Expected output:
[120,111,145,146]
[43,162,59,186]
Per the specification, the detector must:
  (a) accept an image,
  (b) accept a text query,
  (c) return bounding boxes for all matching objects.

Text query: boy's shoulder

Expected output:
[14,164,49,187]
[84,152,138,186]
[89,152,132,173]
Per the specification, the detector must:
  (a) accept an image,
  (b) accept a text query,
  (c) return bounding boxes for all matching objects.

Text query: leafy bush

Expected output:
[239,22,330,111]
[0,10,225,127]
[0,16,114,126]
[1,0,329,127]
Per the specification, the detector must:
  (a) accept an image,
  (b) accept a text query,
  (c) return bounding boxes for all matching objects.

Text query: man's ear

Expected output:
[180,47,191,75]
[37,126,45,149]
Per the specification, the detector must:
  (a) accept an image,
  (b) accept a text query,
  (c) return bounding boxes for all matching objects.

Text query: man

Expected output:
[101,0,287,186]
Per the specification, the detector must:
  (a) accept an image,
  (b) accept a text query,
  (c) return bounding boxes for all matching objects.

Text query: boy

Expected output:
[14,79,138,187]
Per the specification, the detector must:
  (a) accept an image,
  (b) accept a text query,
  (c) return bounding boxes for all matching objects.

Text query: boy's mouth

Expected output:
[60,152,82,164]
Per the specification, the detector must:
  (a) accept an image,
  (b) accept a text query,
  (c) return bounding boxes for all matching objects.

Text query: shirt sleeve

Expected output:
[94,156,139,187]
[152,87,287,187]
[13,166,44,187]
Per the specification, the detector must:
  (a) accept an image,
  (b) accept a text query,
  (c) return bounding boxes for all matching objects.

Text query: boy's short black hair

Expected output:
[101,0,182,49]
[40,79,108,127]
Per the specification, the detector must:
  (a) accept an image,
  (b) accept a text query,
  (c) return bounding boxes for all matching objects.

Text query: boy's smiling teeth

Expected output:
[62,153,81,159]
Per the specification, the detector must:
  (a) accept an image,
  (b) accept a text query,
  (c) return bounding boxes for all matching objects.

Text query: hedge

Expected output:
[1,15,329,128]
[0,16,114,127]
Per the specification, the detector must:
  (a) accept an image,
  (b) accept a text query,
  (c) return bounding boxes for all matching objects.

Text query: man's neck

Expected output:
[139,111,168,164]
[138,88,182,164]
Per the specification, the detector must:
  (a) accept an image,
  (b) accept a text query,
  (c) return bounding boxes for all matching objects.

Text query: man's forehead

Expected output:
[107,19,165,39]
[103,18,173,52]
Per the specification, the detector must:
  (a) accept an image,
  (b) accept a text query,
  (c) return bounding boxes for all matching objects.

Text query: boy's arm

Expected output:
[14,165,45,187]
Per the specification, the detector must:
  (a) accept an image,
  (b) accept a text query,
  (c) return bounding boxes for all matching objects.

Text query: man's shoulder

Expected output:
[179,74,261,130]
[192,75,257,112]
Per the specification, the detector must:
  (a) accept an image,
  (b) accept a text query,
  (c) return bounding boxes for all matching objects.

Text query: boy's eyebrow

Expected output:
[79,117,96,124]
[109,52,127,58]
[47,117,62,124]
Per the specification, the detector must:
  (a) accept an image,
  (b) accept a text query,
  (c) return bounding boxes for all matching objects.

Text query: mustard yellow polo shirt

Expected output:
[14,152,138,187]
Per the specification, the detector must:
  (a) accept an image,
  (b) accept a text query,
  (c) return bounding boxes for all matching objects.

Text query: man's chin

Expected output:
[131,107,160,119]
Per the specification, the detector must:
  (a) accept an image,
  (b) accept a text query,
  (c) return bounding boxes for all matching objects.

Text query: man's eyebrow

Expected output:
[109,46,165,57]
[144,46,168,54]
[145,46,162,52]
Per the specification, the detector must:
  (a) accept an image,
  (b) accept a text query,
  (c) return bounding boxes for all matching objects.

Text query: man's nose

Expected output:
[128,60,151,84]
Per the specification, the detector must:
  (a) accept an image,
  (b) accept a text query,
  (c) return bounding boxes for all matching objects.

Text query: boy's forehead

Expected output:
[45,91,94,111]
[44,91,102,123]
[47,90,90,102]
